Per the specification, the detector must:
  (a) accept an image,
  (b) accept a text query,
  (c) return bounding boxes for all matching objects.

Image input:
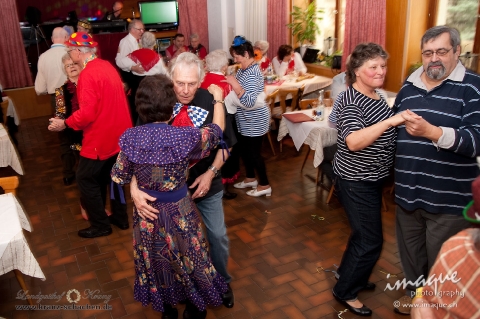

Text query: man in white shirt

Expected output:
[115,19,145,123]
[34,27,69,109]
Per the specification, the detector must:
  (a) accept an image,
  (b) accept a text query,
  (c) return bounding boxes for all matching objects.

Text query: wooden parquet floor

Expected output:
[0,116,408,319]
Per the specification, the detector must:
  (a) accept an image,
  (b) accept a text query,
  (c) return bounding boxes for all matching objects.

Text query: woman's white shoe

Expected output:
[233,180,258,189]
[246,187,272,197]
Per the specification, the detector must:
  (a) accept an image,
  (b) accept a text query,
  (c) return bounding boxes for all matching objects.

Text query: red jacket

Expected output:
[66,58,132,160]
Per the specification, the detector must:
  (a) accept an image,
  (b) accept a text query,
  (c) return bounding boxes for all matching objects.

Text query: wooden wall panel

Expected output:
[384,0,408,93]
[404,0,430,81]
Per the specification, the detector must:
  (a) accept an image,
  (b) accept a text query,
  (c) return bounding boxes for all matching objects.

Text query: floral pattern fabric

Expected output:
[111,122,227,312]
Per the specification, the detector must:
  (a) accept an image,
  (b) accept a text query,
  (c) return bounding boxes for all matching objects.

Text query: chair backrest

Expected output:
[278,88,300,113]
[299,98,333,110]
[0,176,19,195]
[266,89,279,115]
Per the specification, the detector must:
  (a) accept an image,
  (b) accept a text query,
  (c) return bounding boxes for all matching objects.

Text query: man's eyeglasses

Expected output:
[134,27,145,32]
[421,47,453,58]
[66,48,78,54]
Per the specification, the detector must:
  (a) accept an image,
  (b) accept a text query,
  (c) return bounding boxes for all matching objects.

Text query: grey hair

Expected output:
[421,26,461,53]
[190,33,199,40]
[141,32,156,49]
[467,228,480,251]
[128,19,142,32]
[61,53,72,75]
[77,46,98,54]
[169,52,205,83]
[205,50,229,72]
[254,40,269,54]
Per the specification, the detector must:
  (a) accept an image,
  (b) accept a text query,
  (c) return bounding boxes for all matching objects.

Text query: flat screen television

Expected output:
[138,1,179,30]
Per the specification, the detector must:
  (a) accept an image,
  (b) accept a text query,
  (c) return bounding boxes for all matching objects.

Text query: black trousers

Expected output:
[238,134,269,186]
[76,154,127,229]
[58,130,77,179]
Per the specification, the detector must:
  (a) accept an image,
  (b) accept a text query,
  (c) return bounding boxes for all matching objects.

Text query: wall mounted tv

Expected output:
[138,1,179,30]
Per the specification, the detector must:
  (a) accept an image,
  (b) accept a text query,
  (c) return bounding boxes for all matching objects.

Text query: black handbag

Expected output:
[332,55,342,69]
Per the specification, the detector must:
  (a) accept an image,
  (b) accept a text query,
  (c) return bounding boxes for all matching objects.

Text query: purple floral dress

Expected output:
[111,122,227,312]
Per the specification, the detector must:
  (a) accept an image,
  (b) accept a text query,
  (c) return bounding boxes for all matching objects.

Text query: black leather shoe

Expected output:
[78,226,112,238]
[109,216,129,230]
[222,283,234,308]
[162,305,178,319]
[223,190,237,200]
[183,302,206,319]
[63,176,75,186]
[332,290,372,316]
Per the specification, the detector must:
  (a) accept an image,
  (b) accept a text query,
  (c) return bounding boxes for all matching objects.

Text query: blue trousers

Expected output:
[196,191,231,283]
[333,177,385,300]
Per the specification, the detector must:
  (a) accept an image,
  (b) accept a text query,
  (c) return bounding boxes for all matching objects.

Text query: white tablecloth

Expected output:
[0,193,45,279]
[265,75,333,97]
[2,96,20,125]
[278,109,337,168]
[0,124,23,175]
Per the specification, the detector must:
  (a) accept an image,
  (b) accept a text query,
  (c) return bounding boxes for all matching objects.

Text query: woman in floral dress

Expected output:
[111,74,227,319]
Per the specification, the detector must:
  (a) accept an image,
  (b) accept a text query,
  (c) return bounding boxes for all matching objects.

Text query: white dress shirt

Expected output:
[34,44,68,95]
[115,33,139,72]
[272,52,307,77]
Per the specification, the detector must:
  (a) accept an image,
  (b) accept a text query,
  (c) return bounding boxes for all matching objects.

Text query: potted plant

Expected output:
[286,1,324,56]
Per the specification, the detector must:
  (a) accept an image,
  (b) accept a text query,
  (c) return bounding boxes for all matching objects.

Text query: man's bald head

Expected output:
[51,27,69,44]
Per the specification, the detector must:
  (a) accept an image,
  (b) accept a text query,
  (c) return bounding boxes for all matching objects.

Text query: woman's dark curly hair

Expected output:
[229,35,254,59]
[346,43,388,84]
[135,74,177,124]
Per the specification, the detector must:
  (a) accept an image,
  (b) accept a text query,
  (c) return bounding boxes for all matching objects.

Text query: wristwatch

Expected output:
[208,165,219,176]
[212,100,224,105]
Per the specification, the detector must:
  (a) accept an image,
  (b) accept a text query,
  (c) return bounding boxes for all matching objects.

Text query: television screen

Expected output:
[138,1,179,29]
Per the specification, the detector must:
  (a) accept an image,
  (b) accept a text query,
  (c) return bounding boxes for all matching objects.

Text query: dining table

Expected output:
[0,193,45,304]
[0,124,23,175]
[265,74,333,98]
[277,109,337,168]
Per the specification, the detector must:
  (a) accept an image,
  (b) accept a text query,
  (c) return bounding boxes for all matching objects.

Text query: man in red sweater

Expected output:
[49,32,132,238]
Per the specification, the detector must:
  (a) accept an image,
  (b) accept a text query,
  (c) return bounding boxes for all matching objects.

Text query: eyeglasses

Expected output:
[65,63,78,68]
[67,48,78,54]
[421,47,453,58]
[134,27,145,32]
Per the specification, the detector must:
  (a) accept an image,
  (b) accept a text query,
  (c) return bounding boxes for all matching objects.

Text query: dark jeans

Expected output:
[77,154,127,230]
[333,176,385,300]
[395,205,471,296]
[238,134,269,186]
[58,130,78,179]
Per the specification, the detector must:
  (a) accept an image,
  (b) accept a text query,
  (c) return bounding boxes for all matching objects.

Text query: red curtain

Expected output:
[0,0,33,89]
[267,0,289,61]
[177,0,209,53]
[342,0,386,71]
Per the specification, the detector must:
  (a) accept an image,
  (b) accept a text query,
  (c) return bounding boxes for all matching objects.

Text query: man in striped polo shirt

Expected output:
[393,25,480,315]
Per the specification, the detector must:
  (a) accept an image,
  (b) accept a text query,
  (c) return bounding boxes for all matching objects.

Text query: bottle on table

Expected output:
[315,89,325,121]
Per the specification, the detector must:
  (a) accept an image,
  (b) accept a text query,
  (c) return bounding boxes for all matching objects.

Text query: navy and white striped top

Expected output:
[234,63,270,137]
[394,63,480,215]
[333,86,396,181]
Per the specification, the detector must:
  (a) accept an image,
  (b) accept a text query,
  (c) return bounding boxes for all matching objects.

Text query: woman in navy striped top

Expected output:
[225,36,272,197]
[331,43,404,316]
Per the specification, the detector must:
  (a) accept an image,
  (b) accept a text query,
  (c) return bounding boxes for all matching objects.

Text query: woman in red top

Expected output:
[200,50,240,199]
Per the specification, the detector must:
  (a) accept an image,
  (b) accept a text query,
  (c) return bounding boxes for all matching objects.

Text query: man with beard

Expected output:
[392,25,480,315]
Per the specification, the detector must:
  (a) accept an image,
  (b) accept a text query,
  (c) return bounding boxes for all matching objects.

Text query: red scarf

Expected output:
[128,48,160,72]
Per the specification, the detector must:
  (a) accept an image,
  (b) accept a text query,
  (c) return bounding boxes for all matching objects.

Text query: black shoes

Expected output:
[222,283,234,308]
[162,304,178,319]
[223,190,237,200]
[182,301,206,319]
[63,176,75,186]
[332,290,372,316]
[109,216,129,230]
[78,226,112,238]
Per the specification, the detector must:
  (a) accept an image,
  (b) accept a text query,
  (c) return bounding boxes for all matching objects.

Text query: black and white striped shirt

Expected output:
[333,86,396,181]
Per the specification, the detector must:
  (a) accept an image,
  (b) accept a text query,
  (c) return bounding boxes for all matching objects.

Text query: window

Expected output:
[315,0,346,56]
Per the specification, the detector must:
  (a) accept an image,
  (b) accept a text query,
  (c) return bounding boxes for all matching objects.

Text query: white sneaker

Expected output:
[233,180,258,189]
[246,187,272,197]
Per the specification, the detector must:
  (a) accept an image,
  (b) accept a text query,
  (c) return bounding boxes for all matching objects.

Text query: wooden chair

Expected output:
[299,98,333,110]
[0,176,32,305]
[265,89,279,155]
[0,99,8,127]
[277,88,301,152]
